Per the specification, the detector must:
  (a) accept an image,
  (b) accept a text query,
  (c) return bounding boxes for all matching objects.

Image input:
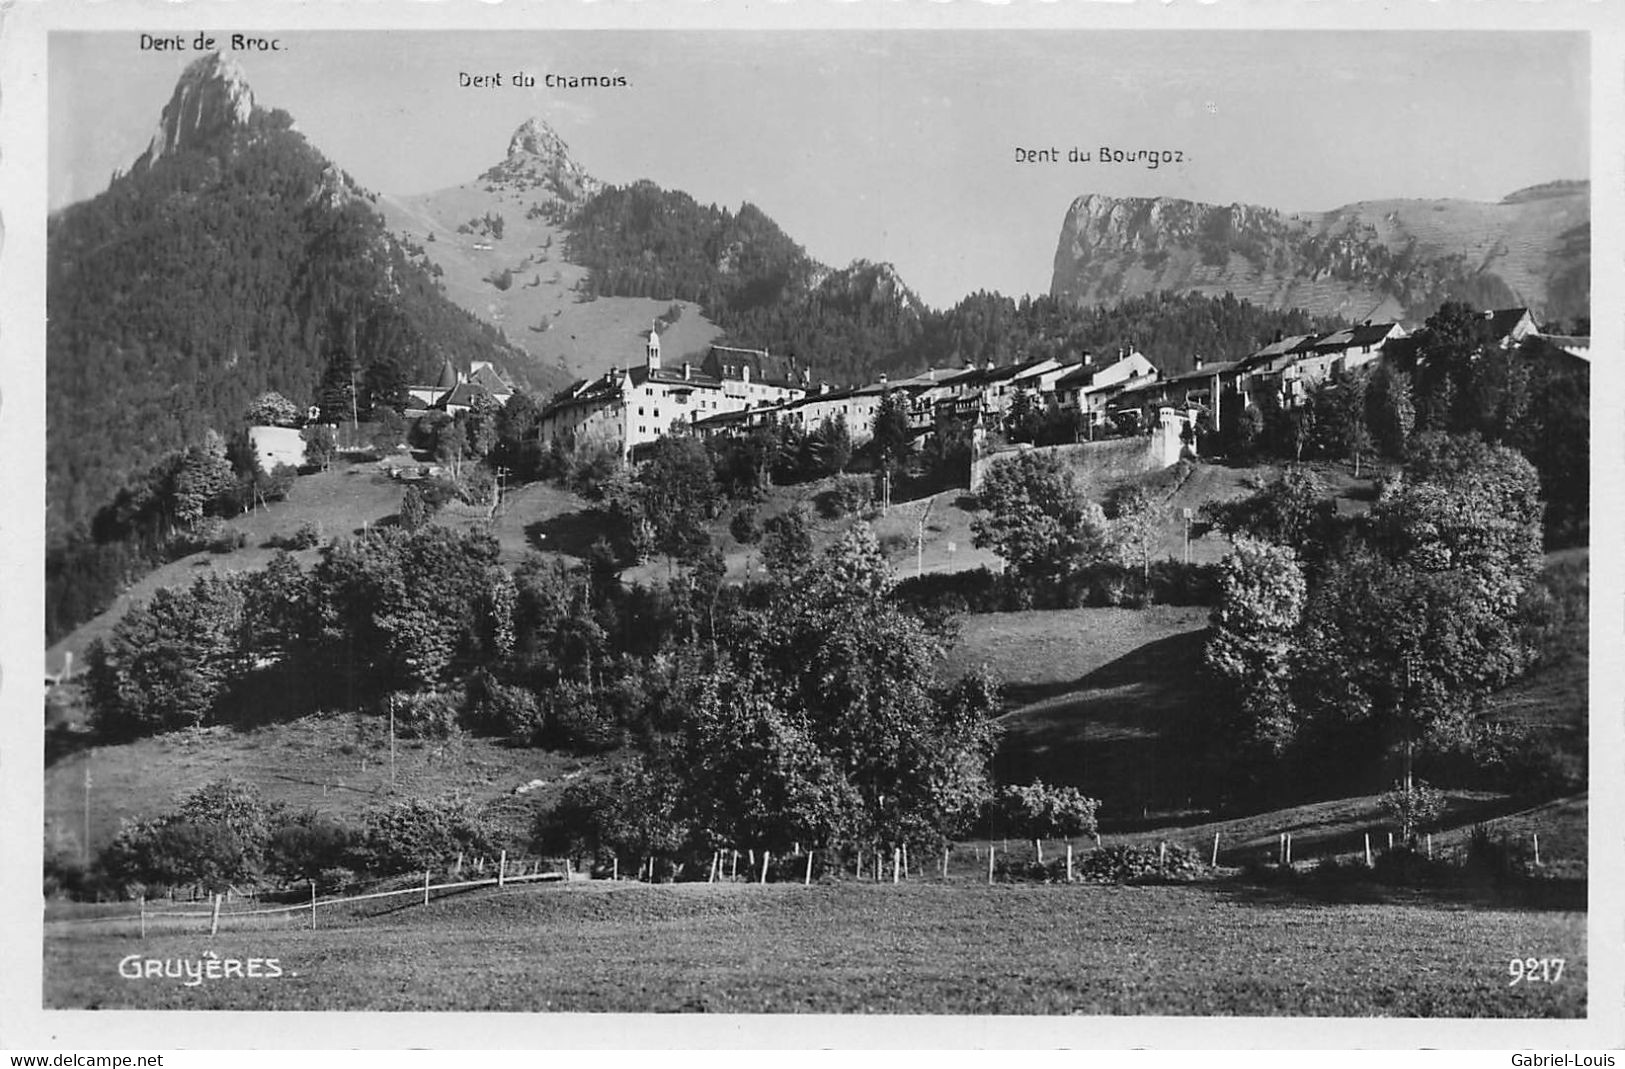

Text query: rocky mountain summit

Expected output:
[132,52,256,171]
[479,117,602,205]
[1050,184,1589,326]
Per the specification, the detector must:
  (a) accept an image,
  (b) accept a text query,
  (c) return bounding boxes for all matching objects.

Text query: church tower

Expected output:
[646,324,662,373]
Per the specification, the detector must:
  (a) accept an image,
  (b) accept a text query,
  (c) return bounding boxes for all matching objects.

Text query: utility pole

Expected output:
[389,695,397,789]
[82,762,91,864]
[1182,507,1193,565]
[916,495,936,578]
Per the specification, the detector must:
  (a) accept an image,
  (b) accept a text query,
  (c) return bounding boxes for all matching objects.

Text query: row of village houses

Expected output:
[409,307,1584,461]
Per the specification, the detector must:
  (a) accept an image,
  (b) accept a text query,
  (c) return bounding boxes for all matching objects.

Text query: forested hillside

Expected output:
[47,107,528,545]
[564,182,1342,384]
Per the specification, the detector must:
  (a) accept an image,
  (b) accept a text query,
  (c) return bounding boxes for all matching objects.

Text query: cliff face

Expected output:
[1049,184,1589,325]
[479,117,602,204]
[132,52,256,171]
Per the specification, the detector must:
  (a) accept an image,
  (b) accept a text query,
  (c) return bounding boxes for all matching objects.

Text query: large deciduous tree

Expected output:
[86,571,249,738]
[972,450,1111,586]
[1296,435,1542,786]
[658,529,1002,856]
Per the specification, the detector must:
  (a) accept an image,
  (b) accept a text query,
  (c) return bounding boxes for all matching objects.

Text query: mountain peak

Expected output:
[133,52,256,171]
[480,117,600,203]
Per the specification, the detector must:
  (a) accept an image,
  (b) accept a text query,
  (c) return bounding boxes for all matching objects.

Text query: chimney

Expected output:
[1081,350,1093,368]
[879,374,889,387]
[741,363,751,383]
[683,362,691,381]
[1195,355,1205,370]
[985,360,996,372]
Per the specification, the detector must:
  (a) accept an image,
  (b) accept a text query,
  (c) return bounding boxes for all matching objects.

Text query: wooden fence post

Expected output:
[1160,840,1168,870]
[1285,833,1292,865]
[1533,832,1541,867]
[310,880,317,930]
[1364,833,1372,868]
[1211,831,1220,866]
[988,843,995,884]
[210,893,222,938]
[942,845,950,880]
[423,868,431,906]
[139,896,146,940]
[1387,831,1394,851]
[1426,833,1433,860]
[804,851,814,886]
[498,850,506,888]
[760,851,771,884]
[902,844,910,878]
[730,850,738,879]
[855,849,862,880]
[455,852,463,877]
[1066,843,1074,883]
[892,847,901,884]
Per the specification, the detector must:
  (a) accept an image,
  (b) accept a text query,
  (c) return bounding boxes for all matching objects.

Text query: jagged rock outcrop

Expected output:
[479,117,602,203]
[132,52,256,171]
[1050,184,1589,326]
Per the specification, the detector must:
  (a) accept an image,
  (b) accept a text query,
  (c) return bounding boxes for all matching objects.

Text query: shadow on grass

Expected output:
[993,628,1211,814]
[1000,629,1209,708]
[1190,869,1587,913]
[527,511,604,558]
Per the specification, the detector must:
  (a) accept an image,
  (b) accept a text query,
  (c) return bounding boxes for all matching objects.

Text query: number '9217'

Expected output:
[1509,957,1565,985]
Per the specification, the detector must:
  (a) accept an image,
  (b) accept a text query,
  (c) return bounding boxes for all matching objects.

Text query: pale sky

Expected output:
[50,31,1588,309]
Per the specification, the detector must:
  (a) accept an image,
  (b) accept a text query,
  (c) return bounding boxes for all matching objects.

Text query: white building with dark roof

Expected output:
[536,329,807,459]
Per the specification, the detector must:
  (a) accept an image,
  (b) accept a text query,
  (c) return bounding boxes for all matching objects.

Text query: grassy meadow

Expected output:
[44,880,1585,1015]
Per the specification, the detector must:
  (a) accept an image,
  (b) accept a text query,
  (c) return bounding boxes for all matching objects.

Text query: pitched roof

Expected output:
[1487,307,1534,339]
[470,364,513,393]
[1159,360,1242,387]
[439,382,496,409]
[629,365,723,391]
[702,345,804,388]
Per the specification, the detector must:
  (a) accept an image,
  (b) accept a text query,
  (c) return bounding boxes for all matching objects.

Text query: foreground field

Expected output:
[45,880,1583,1015]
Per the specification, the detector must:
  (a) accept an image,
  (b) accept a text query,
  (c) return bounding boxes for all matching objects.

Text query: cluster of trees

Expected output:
[540,524,1004,869]
[80,509,1014,887]
[1200,433,1555,806]
[60,778,512,898]
[969,450,1172,603]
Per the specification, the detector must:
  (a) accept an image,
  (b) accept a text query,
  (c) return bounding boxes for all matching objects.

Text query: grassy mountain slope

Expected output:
[377,184,722,385]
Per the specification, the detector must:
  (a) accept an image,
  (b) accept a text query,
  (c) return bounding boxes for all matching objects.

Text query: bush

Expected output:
[461,671,543,740]
[389,691,460,740]
[1416,722,1583,796]
[991,782,1100,842]
[101,818,250,894]
[1076,843,1207,884]
[264,811,362,886]
[816,474,874,519]
[360,797,501,875]
[264,519,315,545]
[1377,780,1446,842]
[544,680,621,753]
